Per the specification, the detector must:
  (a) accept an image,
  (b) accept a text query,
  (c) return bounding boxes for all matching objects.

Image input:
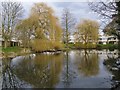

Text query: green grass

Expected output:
[74,42,96,49]
[1,46,22,53]
[63,43,75,49]
[96,44,118,50]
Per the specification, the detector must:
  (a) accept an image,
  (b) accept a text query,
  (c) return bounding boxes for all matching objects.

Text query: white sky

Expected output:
[1,0,111,34]
[0,0,115,2]
[22,2,104,34]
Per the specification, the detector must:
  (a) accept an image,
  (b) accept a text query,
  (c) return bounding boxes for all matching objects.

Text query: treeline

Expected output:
[2,2,100,52]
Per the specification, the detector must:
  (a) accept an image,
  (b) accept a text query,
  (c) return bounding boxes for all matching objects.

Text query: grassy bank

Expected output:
[67,43,118,50]
[1,46,31,58]
[1,44,118,53]
[0,43,119,58]
[1,46,22,53]
[96,44,118,50]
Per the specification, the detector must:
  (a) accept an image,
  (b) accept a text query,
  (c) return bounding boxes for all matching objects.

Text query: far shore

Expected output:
[1,47,119,60]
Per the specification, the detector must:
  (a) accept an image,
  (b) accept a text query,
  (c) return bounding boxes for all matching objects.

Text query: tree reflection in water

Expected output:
[103,50,120,89]
[9,53,64,88]
[75,50,99,77]
[0,59,2,89]
[2,58,25,88]
[62,51,75,88]
[3,50,120,88]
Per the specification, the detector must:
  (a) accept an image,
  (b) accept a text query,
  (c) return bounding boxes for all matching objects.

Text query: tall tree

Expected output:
[103,18,117,36]
[16,3,63,52]
[31,3,63,51]
[115,1,120,50]
[89,1,116,20]
[75,19,99,48]
[15,17,36,49]
[30,3,52,39]
[89,1,120,49]
[61,8,75,48]
[2,2,24,48]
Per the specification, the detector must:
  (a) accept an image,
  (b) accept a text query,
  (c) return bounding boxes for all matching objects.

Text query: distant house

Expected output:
[69,35,75,43]
[69,34,118,45]
[72,34,98,44]
[107,36,118,44]
[0,35,20,47]
[98,35,108,44]
[98,34,118,44]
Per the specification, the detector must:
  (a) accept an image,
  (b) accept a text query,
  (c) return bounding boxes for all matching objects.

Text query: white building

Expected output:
[98,34,118,44]
[0,34,20,47]
[69,34,118,45]
[69,35,75,43]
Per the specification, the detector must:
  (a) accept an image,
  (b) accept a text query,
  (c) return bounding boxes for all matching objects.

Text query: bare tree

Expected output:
[2,2,24,48]
[61,8,76,48]
[89,1,116,20]
[89,1,120,49]
[88,1,117,30]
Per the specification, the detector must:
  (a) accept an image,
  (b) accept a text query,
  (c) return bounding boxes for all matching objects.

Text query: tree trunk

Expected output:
[84,40,87,49]
[118,39,120,56]
[66,14,68,49]
[4,40,8,48]
[118,40,120,50]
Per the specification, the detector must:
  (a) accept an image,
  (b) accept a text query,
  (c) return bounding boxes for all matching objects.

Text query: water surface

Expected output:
[2,50,120,88]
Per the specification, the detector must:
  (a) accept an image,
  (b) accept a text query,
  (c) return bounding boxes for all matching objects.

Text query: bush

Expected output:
[74,42,83,49]
[74,42,96,49]
[31,39,50,52]
[31,39,63,52]
[86,43,96,48]
[50,41,63,50]
[68,43,75,49]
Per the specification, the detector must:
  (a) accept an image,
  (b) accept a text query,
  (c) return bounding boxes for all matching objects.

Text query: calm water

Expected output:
[2,50,120,88]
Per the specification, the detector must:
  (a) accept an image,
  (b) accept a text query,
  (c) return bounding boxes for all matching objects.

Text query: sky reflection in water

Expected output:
[2,50,120,88]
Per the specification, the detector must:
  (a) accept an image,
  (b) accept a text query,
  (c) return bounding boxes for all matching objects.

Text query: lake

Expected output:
[2,50,120,88]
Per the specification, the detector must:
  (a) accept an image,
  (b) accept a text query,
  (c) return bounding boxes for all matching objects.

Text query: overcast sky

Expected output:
[23,2,100,21]
[22,2,104,34]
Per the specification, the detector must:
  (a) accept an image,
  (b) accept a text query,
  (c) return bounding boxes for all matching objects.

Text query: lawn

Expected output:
[96,44,118,50]
[1,46,22,53]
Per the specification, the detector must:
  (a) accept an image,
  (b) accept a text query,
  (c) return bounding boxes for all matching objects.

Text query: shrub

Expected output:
[74,42,84,49]
[31,39,50,52]
[68,43,75,48]
[53,42,63,50]
[31,39,63,52]
[50,41,63,50]
[74,42,96,49]
[86,43,96,48]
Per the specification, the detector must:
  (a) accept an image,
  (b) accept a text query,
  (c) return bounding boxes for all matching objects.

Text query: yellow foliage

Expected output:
[16,2,63,52]
[30,3,63,52]
[31,39,50,52]
[77,19,99,40]
[50,41,63,50]
[32,39,63,52]
[75,42,96,49]
[75,19,99,48]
